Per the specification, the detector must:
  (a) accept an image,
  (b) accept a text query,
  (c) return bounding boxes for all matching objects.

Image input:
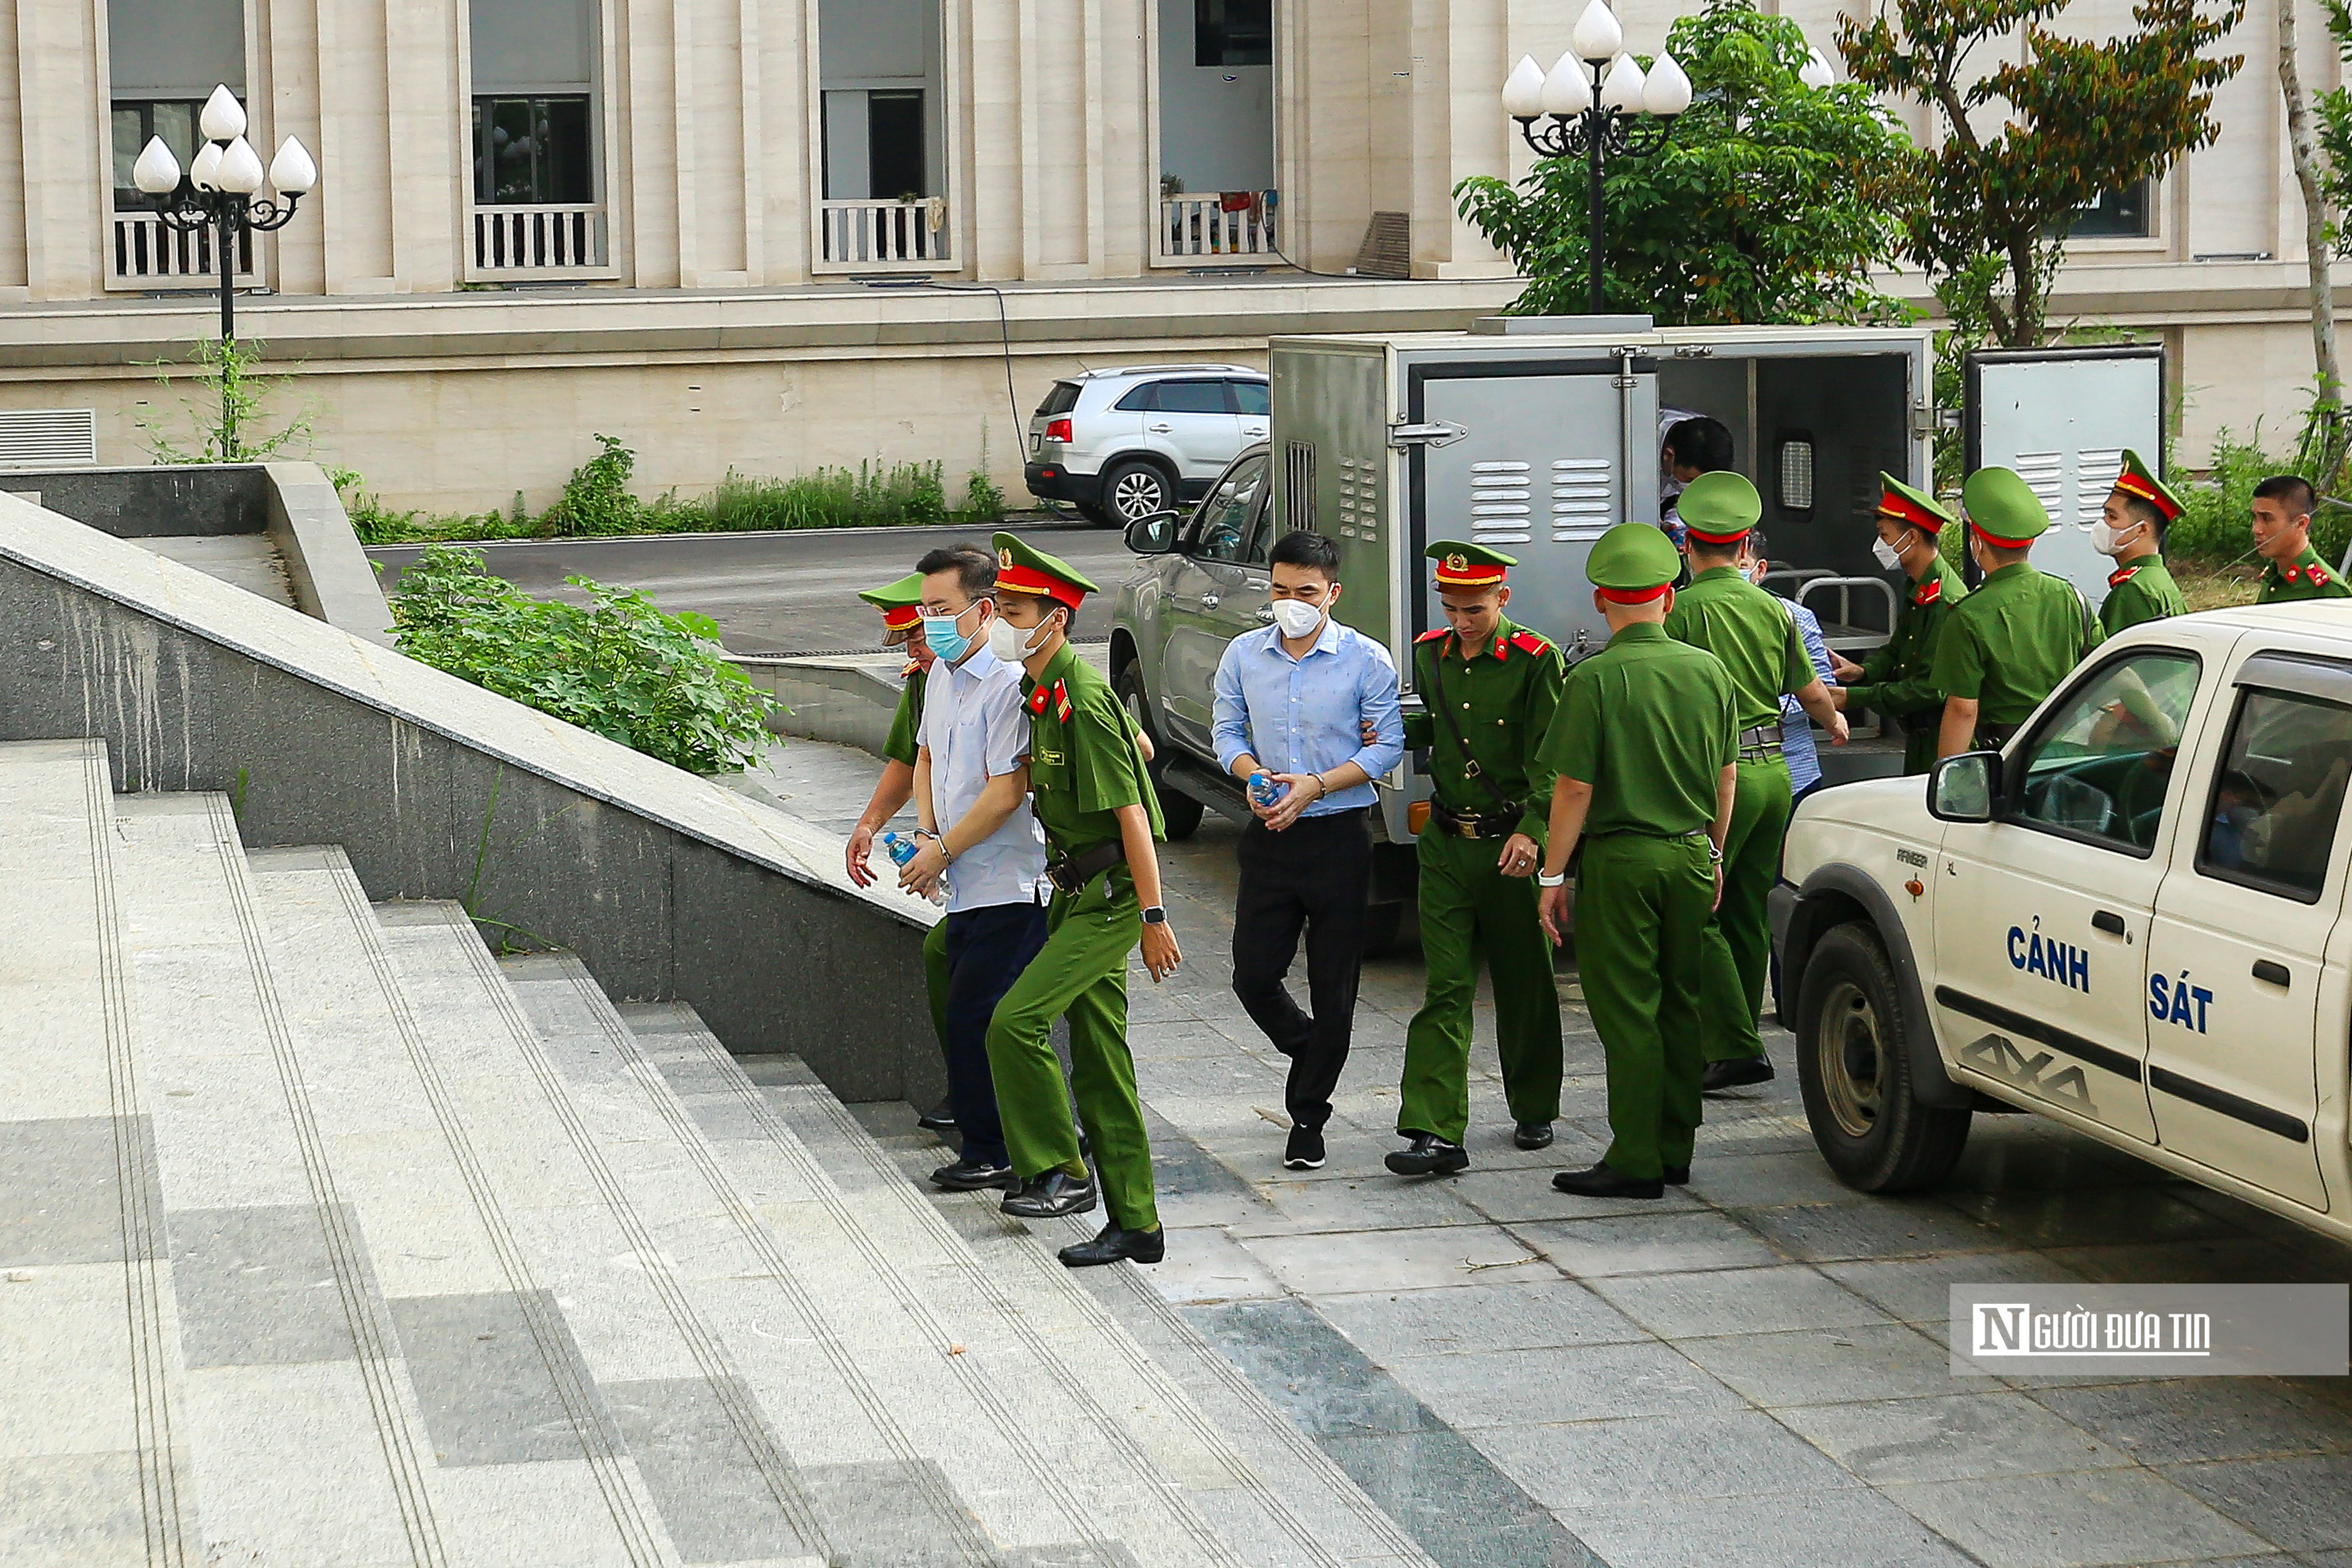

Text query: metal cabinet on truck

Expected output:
[1266,318,1939,851]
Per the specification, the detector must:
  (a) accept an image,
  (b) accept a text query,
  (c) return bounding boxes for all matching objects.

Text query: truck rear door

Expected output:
[2141,647,2351,1212]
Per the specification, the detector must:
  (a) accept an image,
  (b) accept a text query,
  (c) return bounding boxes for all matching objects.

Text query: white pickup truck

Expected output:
[1773,603,2352,1242]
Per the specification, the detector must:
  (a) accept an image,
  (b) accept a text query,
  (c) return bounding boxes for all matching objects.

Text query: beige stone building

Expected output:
[0,0,2335,510]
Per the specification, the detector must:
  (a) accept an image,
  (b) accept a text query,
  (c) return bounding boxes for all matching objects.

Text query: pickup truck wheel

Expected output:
[1117,663,1203,840]
[1795,922,1972,1194]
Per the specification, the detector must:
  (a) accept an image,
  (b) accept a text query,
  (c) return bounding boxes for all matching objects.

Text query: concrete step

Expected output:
[111,793,445,1568]
[0,740,196,1566]
[492,946,1148,1568]
[618,1005,1320,1568]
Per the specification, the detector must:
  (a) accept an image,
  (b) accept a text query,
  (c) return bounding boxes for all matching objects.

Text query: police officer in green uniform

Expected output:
[1535,523,1739,1199]
[1661,473,1847,1091]
[1831,474,1965,775]
[2250,474,2352,603]
[1933,466,2104,758]
[982,533,1181,1267]
[1388,542,1566,1176]
[2098,450,2190,633]
[847,573,957,1130]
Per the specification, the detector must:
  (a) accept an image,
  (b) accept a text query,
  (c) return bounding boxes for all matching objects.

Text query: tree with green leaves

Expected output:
[1455,0,1909,326]
[1840,0,2243,348]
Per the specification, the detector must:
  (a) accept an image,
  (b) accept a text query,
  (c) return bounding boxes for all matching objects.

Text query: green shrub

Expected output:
[389,545,780,775]
[541,433,650,536]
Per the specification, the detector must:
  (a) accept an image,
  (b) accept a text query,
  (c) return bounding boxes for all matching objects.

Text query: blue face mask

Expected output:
[920,604,980,664]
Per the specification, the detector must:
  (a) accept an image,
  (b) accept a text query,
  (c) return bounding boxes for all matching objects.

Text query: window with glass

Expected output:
[2066,179,2153,240]
[1190,453,1266,561]
[472,96,594,205]
[1195,0,1271,66]
[2010,650,2201,854]
[2200,686,2352,902]
[1230,379,1270,417]
[111,100,204,205]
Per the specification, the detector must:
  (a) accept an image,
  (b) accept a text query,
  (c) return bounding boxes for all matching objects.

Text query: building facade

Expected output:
[0,0,2338,509]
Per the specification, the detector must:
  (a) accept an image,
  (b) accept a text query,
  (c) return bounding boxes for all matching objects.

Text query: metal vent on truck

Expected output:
[1469,461,1533,545]
[1284,441,1317,530]
[1335,453,1378,541]
[1551,457,1614,541]
[0,408,97,470]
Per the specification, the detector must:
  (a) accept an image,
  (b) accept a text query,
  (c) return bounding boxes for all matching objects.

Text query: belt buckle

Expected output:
[1456,818,1480,839]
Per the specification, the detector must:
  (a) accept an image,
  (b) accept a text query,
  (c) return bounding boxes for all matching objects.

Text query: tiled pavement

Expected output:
[765,735,2352,1568]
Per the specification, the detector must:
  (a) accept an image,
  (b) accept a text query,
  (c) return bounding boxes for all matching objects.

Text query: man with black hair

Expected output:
[2098,450,2188,633]
[1661,416,1735,586]
[1212,530,1404,1170]
[2252,474,2352,603]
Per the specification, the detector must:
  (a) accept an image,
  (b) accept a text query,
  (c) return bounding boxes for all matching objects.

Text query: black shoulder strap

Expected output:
[1423,637,1518,813]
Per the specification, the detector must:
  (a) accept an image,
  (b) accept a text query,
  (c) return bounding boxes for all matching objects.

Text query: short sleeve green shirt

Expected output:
[1022,643,1163,857]
[1932,562,2101,724]
[1845,556,1964,723]
[2258,545,2352,603]
[1541,622,1737,838]
[1663,566,1815,732]
[2098,556,2188,635]
[883,667,927,766]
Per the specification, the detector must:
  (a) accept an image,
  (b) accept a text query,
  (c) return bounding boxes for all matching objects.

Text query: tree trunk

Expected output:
[2282,0,2345,480]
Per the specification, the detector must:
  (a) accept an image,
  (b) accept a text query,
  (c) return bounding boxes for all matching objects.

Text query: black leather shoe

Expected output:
[1552,1161,1665,1199]
[1284,1125,1327,1170]
[1384,1134,1469,1177]
[929,1157,1017,1192]
[1058,1223,1166,1268]
[1001,1169,1099,1218]
[1702,1057,1775,1093]
[1513,1121,1555,1151]
[1664,1165,1690,1186]
[915,1099,958,1131]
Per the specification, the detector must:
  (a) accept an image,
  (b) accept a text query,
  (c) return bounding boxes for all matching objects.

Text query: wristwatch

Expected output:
[1141,905,1168,925]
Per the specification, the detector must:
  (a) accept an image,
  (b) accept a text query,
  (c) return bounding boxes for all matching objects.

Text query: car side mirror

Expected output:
[1927,751,2000,823]
[1124,510,1182,555]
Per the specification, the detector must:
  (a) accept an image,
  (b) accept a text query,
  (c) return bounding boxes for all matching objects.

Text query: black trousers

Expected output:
[943,898,1050,1169]
[1230,809,1374,1131]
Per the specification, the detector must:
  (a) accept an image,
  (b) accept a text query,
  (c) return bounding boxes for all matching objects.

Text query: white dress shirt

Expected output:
[915,642,1048,914]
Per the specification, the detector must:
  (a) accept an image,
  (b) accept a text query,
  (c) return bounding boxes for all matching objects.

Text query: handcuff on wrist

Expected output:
[1536,868,1567,888]
[914,828,955,864]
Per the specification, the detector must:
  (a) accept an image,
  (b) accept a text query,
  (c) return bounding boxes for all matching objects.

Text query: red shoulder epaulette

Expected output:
[1415,627,1450,644]
[1914,578,1943,607]
[2314,564,2334,585]
[1509,631,1552,657]
[2107,564,2140,589]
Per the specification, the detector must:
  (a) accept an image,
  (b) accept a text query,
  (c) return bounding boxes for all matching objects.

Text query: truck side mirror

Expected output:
[1927,751,2000,823]
[1124,510,1182,555]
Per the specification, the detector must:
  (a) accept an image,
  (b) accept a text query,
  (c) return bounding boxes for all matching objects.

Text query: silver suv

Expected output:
[1024,364,1270,528]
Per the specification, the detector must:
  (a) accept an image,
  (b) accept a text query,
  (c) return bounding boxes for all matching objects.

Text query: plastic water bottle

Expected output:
[1247,771,1284,810]
[883,831,920,867]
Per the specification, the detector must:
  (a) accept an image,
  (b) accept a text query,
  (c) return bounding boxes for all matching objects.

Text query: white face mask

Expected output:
[2090,519,2138,558]
[987,612,1055,664]
[1871,537,1905,572]
[1270,597,1325,639]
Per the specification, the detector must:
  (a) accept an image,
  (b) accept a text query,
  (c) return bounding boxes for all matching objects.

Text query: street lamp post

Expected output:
[129,85,317,457]
[1502,1,1693,315]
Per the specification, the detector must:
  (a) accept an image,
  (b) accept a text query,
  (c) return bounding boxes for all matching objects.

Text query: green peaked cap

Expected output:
[1425,539,1515,586]
[1677,470,1763,542]
[991,530,1100,607]
[1586,521,1684,593]
[2110,448,2185,522]
[1877,471,1954,532]
[857,571,927,612]
[1960,465,2052,545]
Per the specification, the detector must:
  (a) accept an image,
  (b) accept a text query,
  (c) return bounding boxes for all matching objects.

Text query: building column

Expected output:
[18,0,102,300]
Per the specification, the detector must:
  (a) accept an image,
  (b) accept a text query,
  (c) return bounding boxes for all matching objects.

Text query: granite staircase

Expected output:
[0,737,1432,1568]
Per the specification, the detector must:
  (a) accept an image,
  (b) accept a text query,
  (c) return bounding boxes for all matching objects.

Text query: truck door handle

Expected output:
[1149,423,1174,433]
[1243,579,1269,590]
[2252,959,2291,988]
[2091,910,2126,936]
[1199,594,1220,610]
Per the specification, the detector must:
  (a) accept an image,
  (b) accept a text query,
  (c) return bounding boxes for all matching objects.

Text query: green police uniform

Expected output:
[1542,523,1738,1180]
[982,536,1165,1232]
[1935,466,2102,748]
[2258,544,2352,603]
[1397,541,1566,1145]
[1844,474,1966,775]
[1661,473,1815,1067]
[860,572,954,1056]
[2101,451,2189,635]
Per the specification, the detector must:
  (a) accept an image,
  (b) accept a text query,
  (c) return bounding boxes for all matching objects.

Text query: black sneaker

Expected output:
[1702,1058,1775,1094]
[1664,1164,1691,1186]
[1384,1134,1469,1177]
[1513,1121,1555,1151]
[915,1099,958,1131]
[929,1156,1017,1192]
[1284,1125,1327,1170]
[1058,1223,1166,1268]
[1001,1169,1100,1219]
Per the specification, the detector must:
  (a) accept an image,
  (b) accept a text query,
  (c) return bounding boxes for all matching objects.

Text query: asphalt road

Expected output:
[365,521,1140,656]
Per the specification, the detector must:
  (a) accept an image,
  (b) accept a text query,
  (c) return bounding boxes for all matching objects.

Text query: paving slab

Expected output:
[1882,1467,2274,1567]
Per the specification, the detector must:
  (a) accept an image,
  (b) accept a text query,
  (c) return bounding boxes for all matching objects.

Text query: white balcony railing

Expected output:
[1157,192,1278,263]
[469,203,611,278]
[108,209,258,290]
[817,198,952,272]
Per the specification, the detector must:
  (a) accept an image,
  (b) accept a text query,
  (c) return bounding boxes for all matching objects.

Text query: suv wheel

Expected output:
[1102,459,1174,528]
[1794,923,1972,1193]
[1117,663,1203,840]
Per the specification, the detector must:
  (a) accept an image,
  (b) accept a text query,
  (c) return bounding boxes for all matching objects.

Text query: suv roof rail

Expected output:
[1084,362,1262,380]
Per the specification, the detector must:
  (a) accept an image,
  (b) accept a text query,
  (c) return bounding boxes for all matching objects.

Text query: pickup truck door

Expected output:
[1931,646,2206,1143]
[1159,452,1272,754]
[2141,649,2352,1211]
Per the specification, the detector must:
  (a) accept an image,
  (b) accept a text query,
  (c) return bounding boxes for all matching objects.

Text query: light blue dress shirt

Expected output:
[1212,617,1405,815]
[1781,600,1836,796]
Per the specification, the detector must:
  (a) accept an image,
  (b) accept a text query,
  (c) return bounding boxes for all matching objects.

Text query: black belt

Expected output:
[1428,801,1521,840]
[1974,721,2021,750]
[1737,723,1784,761]
[1046,841,1126,896]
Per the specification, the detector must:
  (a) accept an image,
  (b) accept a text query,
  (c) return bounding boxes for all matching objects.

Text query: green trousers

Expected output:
[984,871,1158,1231]
[1577,834,1714,1179]
[1698,756,1792,1064]
[923,918,951,1058]
[1398,829,1563,1143]
[1900,723,1940,777]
